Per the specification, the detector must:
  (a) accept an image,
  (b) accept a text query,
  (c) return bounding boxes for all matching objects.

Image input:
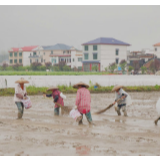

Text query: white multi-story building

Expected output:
[81,37,130,71]
[8,46,38,66]
[71,47,83,69]
[153,43,160,58]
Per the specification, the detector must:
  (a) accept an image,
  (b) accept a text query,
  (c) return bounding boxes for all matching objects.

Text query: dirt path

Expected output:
[0,92,160,156]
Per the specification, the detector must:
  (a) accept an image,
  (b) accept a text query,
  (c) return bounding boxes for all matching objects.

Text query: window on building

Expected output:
[155,48,157,51]
[84,45,88,51]
[51,51,53,54]
[14,52,17,57]
[116,49,119,55]
[63,51,65,54]
[41,59,43,63]
[116,58,119,64]
[44,52,45,55]
[93,53,97,60]
[30,59,32,63]
[33,52,36,56]
[78,58,82,62]
[70,58,71,62]
[14,59,17,63]
[84,53,89,60]
[10,59,13,64]
[19,52,22,57]
[93,45,97,51]
[10,53,13,57]
[73,58,74,62]
[19,59,22,63]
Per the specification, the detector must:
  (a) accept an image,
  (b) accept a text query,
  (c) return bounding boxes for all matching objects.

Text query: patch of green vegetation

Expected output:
[0,71,109,76]
[0,85,160,96]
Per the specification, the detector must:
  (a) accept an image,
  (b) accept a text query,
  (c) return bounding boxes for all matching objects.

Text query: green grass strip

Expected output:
[0,85,160,96]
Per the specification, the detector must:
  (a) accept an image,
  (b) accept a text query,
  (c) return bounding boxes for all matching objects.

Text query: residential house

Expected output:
[49,44,72,66]
[128,53,155,72]
[153,42,160,58]
[71,47,83,69]
[81,37,130,71]
[29,46,46,65]
[8,46,38,66]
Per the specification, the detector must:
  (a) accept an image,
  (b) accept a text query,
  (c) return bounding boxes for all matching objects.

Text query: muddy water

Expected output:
[0,92,160,156]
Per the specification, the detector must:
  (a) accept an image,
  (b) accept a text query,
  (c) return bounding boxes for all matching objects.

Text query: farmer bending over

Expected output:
[44,86,66,116]
[73,82,93,125]
[112,85,132,117]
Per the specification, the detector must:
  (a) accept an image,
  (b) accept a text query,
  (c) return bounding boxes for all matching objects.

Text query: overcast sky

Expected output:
[0,5,160,53]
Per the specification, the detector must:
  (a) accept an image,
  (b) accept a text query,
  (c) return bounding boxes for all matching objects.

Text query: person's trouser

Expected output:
[79,111,92,125]
[54,107,59,115]
[15,102,24,119]
[116,104,127,116]
[155,116,160,125]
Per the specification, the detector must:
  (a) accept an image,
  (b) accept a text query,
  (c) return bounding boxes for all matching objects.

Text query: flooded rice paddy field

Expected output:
[0,92,160,156]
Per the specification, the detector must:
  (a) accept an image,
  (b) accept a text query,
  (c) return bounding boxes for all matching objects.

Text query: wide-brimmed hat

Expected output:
[73,82,89,89]
[47,86,58,91]
[112,85,123,92]
[15,78,29,84]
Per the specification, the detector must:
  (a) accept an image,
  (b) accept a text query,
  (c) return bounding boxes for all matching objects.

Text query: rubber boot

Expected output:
[18,112,23,119]
[76,115,83,123]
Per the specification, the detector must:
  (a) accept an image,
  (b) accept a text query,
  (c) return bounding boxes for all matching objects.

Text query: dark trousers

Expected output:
[79,111,92,124]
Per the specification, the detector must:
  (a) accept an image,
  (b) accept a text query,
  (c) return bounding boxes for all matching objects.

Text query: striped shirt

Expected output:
[75,87,91,114]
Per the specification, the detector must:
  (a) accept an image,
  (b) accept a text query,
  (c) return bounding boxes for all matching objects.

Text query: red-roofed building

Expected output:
[8,46,38,66]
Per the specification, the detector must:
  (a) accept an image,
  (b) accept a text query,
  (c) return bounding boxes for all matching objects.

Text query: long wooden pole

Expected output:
[94,98,122,114]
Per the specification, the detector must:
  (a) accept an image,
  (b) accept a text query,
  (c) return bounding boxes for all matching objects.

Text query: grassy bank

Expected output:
[0,71,110,76]
[1,85,160,96]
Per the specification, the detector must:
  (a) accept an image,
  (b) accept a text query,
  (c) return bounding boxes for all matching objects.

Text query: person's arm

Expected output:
[46,93,52,97]
[54,95,59,102]
[75,90,81,106]
[16,94,23,99]
[15,85,23,99]
[121,93,127,99]
[24,86,27,97]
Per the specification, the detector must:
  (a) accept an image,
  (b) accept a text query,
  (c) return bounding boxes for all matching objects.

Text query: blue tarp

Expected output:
[118,66,122,71]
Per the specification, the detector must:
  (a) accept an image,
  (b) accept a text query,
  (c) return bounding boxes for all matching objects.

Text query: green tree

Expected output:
[63,65,71,71]
[92,65,98,72]
[31,62,42,71]
[119,60,127,73]
[141,66,147,74]
[128,66,134,72]
[108,62,117,73]
[2,63,8,71]
[45,62,52,69]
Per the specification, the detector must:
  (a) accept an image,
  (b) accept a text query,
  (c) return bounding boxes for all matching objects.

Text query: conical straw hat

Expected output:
[73,81,89,89]
[112,85,123,92]
[15,78,29,84]
[47,86,59,91]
